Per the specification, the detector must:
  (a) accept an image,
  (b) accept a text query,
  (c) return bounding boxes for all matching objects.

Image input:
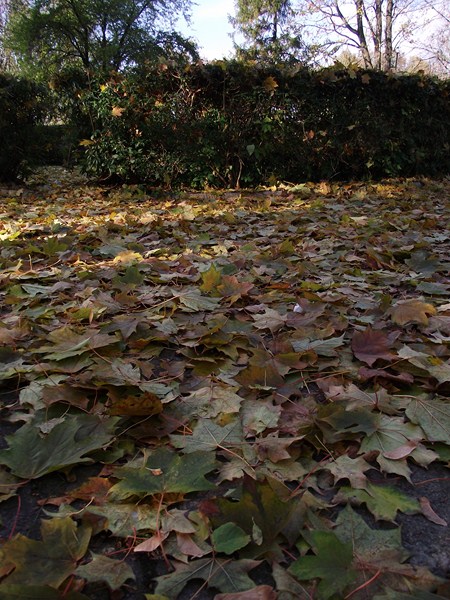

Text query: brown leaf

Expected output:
[419,497,448,526]
[351,327,397,366]
[134,530,169,552]
[176,532,208,557]
[391,300,436,326]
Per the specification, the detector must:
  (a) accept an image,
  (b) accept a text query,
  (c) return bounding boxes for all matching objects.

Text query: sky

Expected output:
[178,0,238,60]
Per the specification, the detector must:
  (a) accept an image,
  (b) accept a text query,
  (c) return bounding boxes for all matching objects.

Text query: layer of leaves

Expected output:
[0,173,449,598]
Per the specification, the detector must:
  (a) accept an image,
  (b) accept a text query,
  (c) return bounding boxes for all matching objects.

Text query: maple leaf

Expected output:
[109,447,216,500]
[292,335,345,357]
[391,300,436,326]
[200,263,222,294]
[217,275,254,301]
[252,308,287,332]
[0,413,119,479]
[404,396,450,443]
[154,558,261,597]
[177,288,220,311]
[351,326,397,366]
[332,482,420,521]
[179,383,242,418]
[322,454,371,489]
[334,505,409,566]
[288,530,357,599]
[201,478,304,559]
[84,503,158,537]
[33,327,118,361]
[112,250,143,265]
[170,417,243,453]
[0,517,91,587]
[75,553,135,590]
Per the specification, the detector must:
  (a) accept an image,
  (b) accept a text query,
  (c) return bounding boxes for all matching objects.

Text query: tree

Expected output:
[6,0,197,78]
[231,0,315,65]
[304,0,443,71]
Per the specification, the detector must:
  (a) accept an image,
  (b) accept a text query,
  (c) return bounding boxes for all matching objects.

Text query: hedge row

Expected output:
[80,63,450,187]
[1,64,449,185]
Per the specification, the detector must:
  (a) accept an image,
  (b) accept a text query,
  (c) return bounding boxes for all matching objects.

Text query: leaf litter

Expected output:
[0,171,450,599]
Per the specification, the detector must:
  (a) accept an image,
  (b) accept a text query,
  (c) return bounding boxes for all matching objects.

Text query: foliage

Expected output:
[79,62,450,188]
[5,0,197,79]
[231,0,313,65]
[0,174,449,597]
[0,72,49,180]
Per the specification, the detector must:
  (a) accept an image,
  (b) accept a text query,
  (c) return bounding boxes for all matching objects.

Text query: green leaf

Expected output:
[334,505,409,566]
[109,447,216,500]
[360,415,424,461]
[211,523,251,555]
[0,413,119,479]
[203,478,304,560]
[178,289,220,312]
[333,482,420,521]
[75,553,135,590]
[154,558,260,598]
[292,335,345,357]
[170,418,243,453]
[289,530,356,599]
[0,517,91,587]
[405,396,450,443]
[84,503,157,537]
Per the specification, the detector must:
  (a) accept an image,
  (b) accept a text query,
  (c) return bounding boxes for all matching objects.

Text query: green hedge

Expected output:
[0,73,49,181]
[79,63,450,187]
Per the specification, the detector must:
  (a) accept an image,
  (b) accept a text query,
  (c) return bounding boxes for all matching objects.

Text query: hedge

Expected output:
[0,73,49,181]
[78,63,449,188]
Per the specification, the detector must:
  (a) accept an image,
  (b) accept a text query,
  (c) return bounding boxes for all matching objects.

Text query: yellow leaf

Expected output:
[112,250,143,265]
[111,106,125,117]
[79,139,95,146]
[391,300,436,326]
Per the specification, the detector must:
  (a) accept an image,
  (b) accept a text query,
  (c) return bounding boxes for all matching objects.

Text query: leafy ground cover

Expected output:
[0,169,449,599]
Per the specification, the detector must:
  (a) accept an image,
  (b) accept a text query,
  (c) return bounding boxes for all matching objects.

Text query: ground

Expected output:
[0,168,449,599]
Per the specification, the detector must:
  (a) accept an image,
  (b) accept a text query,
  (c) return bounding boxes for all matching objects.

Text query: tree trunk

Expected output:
[374,0,383,69]
[384,0,394,70]
[355,0,372,67]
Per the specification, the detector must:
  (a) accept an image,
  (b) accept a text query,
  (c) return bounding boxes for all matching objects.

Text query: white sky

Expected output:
[178,0,238,60]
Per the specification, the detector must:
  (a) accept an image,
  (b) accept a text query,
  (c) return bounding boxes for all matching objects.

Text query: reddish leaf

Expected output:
[351,327,397,366]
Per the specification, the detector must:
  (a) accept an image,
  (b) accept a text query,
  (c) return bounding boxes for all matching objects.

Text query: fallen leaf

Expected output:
[391,300,436,326]
[351,327,397,366]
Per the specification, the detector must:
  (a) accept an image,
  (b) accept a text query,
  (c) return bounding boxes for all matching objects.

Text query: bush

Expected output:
[0,73,50,181]
[79,63,450,188]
